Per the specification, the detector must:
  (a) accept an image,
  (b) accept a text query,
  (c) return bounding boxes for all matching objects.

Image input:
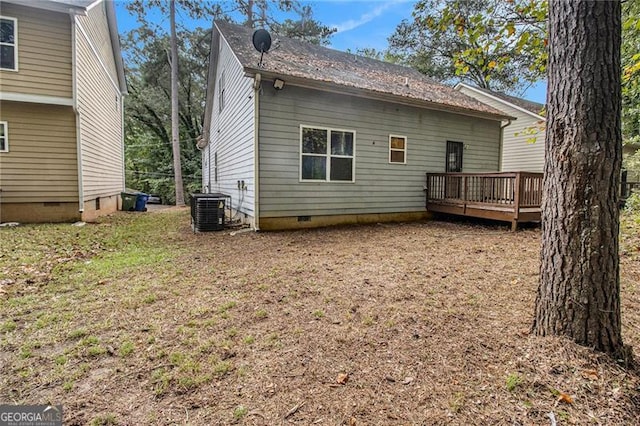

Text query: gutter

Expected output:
[243,68,512,122]
[71,14,84,213]
[253,73,261,231]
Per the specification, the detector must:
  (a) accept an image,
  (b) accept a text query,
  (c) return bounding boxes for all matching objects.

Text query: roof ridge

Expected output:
[215,20,510,120]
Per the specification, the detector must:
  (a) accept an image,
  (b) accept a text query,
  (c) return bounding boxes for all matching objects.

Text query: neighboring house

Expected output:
[455,83,546,173]
[0,0,127,223]
[199,22,510,230]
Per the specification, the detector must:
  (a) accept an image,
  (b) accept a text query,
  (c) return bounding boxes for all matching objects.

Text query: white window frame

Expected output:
[299,125,356,183]
[0,16,18,71]
[389,134,407,164]
[0,121,8,152]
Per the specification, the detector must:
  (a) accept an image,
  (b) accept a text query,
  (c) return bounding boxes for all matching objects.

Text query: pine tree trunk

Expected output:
[532,0,627,358]
[170,0,185,206]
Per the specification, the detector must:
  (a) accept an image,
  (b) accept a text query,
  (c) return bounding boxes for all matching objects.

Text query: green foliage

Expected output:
[233,405,248,420]
[348,47,404,64]
[624,192,640,214]
[505,372,523,391]
[270,5,336,45]
[389,0,547,93]
[123,27,208,204]
[122,1,334,204]
[1,320,16,332]
[622,0,640,155]
[119,341,135,357]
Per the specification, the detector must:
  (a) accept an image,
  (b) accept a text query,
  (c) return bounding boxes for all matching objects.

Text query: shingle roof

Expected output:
[465,85,545,117]
[216,21,509,120]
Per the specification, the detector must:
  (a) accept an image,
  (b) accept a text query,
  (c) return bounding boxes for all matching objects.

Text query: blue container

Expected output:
[135,193,149,211]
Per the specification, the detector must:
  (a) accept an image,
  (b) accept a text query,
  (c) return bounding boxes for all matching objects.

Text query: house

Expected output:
[0,0,127,223]
[199,21,513,230]
[455,83,546,173]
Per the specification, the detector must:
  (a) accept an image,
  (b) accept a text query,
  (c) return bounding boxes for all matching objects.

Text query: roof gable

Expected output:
[215,21,508,121]
[455,83,545,119]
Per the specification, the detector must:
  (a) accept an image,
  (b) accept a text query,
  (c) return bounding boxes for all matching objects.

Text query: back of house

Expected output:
[455,83,546,173]
[0,0,126,223]
[200,22,511,230]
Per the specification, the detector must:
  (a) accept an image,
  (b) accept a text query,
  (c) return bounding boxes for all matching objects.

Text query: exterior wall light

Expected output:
[273,78,285,90]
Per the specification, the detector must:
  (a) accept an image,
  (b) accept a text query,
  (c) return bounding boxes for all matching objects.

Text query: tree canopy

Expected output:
[388,0,547,94]
[622,0,640,175]
[122,0,335,203]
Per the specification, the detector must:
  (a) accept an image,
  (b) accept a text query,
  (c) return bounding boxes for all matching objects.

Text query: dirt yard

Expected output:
[1,209,639,425]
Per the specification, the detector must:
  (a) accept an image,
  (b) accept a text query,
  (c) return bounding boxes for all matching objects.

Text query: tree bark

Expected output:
[532,0,628,359]
[170,0,185,206]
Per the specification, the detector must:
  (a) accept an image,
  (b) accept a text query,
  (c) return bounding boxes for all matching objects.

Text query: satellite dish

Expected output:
[252,29,272,53]
[252,29,271,68]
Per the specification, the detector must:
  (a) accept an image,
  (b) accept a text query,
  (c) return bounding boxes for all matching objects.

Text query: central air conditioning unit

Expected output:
[190,193,225,232]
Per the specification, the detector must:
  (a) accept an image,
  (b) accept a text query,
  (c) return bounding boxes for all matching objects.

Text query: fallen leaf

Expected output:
[558,392,573,404]
[349,417,356,426]
[581,369,599,380]
[336,373,349,385]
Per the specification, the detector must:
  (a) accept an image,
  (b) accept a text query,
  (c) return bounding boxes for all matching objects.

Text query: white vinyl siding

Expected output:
[204,35,255,217]
[259,85,501,218]
[0,16,18,71]
[75,2,124,200]
[457,86,545,173]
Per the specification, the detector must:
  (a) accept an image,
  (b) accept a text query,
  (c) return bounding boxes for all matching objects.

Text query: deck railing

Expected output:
[425,172,543,230]
[621,181,639,200]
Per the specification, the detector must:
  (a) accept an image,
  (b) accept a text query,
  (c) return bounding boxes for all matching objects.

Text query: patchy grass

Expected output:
[1,208,639,425]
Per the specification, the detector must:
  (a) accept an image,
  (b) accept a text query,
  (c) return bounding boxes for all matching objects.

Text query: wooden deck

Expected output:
[425,172,543,231]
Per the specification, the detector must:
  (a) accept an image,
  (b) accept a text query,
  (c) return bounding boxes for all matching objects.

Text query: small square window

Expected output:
[389,135,406,164]
[0,121,8,152]
[0,17,17,71]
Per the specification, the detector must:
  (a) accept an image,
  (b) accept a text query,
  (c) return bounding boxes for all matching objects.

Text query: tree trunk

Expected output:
[246,0,254,28]
[170,0,185,206]
[532,0,627,359]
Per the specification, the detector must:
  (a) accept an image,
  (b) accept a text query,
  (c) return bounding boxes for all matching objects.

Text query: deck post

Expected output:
[425,173,430,208]
[462,175,468,214]
[512,172,522,232]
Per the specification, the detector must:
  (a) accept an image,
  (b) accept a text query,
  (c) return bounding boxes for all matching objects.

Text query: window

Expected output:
[0,17,17,71]
[300,126,355,182]
[218,71,225,112]
[446,141,463,172]
[389,135,407,164]
[0,121,7,152]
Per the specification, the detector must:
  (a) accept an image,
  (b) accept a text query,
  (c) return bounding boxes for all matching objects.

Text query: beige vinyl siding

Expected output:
[0,101,78,203]
[259,85,501,217]
[75,1,118,82]
[205,35,255,216]
[75,10,124,200]
[0,3,72,98]
[457,86,545,173]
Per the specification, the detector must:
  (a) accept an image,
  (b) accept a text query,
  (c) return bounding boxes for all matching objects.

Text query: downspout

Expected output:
[253,73,261,230]
[499,119,512,172]
[207,147,211,192]
[120,92,125,192]
[71,13,84,213]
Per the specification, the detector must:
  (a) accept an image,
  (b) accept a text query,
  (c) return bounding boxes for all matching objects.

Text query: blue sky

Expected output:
[114,0,546,103]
